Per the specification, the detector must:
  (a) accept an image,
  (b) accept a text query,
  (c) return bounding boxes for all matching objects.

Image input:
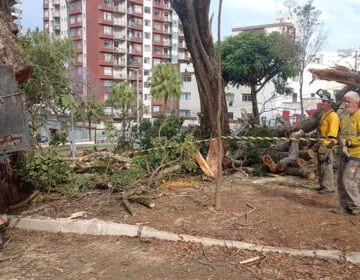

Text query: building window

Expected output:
[154,9,161,17]
[145,19,151,26]
[134,56,142,65]
[104,12,112,21]
[154,34,161,42]
[153,106,160,113]
[104,39,112,48]
[225,92,234,103]
[104,67,112,76]
[144,32,151,39]
[154,21,161,30]
[134,31,142,39]
[154,46,162,54]
[144,94,150,100]
[144,82,149,88]
[135,5,142,13]
[228,112,234,120]
[104,25,112,35]
[180,110,191,117]
[77,14,82,22]
[77,54,83,62]
[134,43,142,52]
[181,92,191,100]
[104,0,111,7]
[144,69,151,76]
[70,15,76,24]
[104,80,112,88]
[154,58,161,65]
[144,7,151,14]
[242,94,252,102]
[144,44,151,52]
[44,21,49,29]
[104,53,112,62]
[144,57,150,64]
[182,75,191,82]
[155,0,161,4]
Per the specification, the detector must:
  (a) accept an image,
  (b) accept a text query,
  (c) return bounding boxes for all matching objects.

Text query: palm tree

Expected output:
[108,82,136,142]
[148,63,182,116]
[77,93,105,142]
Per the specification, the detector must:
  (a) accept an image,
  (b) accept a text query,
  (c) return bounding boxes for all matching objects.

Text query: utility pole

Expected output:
[65,0,76,158]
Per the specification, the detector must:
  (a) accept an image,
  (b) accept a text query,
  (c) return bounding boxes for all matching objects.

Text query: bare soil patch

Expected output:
[1,229,360,280]
[9,173,360,252]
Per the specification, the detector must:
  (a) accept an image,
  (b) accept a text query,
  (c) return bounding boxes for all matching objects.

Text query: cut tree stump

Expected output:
[299,149,315,160]
[284,167,316,180]
[262,155,277,173]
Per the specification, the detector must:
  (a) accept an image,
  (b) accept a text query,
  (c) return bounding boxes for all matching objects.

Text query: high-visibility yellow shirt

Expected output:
[319,109,339,146]
[340,109,360,158]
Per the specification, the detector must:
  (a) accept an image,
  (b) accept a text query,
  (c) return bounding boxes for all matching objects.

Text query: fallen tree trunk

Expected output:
[193,151,215,178]
[299,149,315,160]
[284,167,316,180]
[309,65,360,87]
[76,152,131,163]
[277,158,306,171]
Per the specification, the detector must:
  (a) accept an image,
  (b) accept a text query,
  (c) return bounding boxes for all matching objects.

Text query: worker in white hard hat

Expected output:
[315,89,339,194]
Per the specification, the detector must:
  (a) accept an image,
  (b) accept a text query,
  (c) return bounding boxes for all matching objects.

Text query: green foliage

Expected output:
[221,31,299,88]
[112,167,146,190]
[138,115,184,149]
[241,124,281,166]
[20,151,69,191]
[148,63,183,109]
[65,173,96,194]
[49,132,68,147]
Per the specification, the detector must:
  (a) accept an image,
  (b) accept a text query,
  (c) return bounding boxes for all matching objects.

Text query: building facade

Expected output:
[42,0,191,121]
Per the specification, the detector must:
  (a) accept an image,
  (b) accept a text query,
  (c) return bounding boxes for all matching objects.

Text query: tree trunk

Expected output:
[171,0,229,175]
[88,118,92,141]
[284,167,316,180]
[299,149,315,160]
[171,0,229,138]
[299,71,305,121]
[262,155,277,173]
[250,84,259,121]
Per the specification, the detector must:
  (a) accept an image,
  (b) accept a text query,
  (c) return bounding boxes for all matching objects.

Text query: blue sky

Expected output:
[21,0,360,52]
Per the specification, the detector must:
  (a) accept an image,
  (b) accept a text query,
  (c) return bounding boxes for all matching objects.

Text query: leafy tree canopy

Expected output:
[221,31,299,89]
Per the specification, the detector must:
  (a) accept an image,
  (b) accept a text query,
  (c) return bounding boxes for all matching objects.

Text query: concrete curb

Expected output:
[9,216,360,264]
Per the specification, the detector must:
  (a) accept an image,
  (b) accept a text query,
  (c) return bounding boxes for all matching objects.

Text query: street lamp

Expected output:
[129,67,141,133]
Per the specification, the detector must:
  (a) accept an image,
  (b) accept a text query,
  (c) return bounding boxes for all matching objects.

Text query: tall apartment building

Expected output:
[43,0,190,120]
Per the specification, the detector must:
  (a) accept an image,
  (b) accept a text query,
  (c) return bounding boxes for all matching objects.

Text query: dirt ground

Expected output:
[1,229,360,280]
[2,173,360,279]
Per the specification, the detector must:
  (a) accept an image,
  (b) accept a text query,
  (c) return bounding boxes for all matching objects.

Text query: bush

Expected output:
[20,150,69,191]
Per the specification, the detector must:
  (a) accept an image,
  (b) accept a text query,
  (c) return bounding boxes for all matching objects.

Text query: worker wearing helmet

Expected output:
[315,89,339,194]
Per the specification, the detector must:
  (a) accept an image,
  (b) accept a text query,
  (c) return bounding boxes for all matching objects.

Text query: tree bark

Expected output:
[250,84,259,120]
[299,149,315,160]
[283,167,316,180]
[309,65,360,87]
[171,0,229,177]
[171,0,229,138]
[262,155,277,173]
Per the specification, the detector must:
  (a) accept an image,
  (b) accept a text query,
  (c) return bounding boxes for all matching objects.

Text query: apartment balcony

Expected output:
[10,7,23,19]
[114,47,126,53]
[114,60,126,66]
[113,73,127,80]
[113,20,126,27]
[127,22,142,29]
[52,0,60,5]
[163,16,172,22]
[113,6,127,13]
[163,53,171,59]
[53,24,61,30]
[52,10,60,18]
[163,40,171,47]
[113,33,126,40]
[163,3,172,10]
[179,31,184,37]
[179,43,186,49]
[163,29,172,35]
